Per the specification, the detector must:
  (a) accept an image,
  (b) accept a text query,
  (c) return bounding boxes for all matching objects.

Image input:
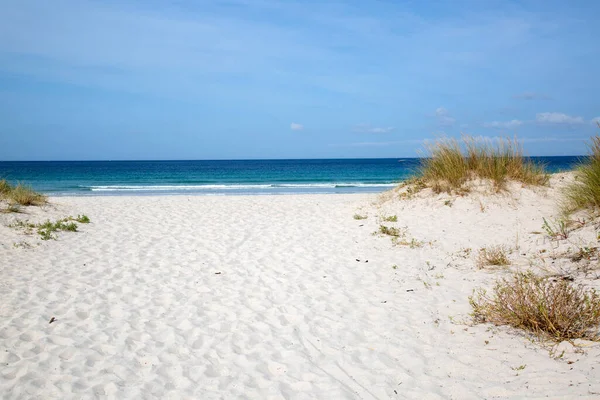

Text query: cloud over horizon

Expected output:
[536,112,585,125]
[483,120,524,129]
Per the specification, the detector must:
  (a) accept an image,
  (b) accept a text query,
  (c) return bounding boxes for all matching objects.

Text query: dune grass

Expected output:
[0,179,11,196]
[0,180,46,206]
[470,271,600,342]
[562,135,600,214]
[476,246,510,269]
[418,136,548,193]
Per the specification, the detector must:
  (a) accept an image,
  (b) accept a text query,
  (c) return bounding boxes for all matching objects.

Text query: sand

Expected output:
[1,175,600,399]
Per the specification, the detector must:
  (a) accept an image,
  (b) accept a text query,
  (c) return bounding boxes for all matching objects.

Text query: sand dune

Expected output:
[1,178,600,399]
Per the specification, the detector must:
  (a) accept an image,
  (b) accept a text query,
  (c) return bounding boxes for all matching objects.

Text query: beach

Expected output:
[1,176,600,399]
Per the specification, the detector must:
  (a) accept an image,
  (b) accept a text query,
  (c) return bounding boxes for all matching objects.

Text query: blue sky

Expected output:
[0,0,599,160]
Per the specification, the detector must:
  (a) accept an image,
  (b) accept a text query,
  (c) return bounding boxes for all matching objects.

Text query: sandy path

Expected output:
[1,193,599,399]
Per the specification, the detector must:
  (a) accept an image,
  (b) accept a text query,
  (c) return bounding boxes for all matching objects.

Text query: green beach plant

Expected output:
[9,216,89,240]
[353,214,367,220]
[542,217,569,240]
[74,214,91,223]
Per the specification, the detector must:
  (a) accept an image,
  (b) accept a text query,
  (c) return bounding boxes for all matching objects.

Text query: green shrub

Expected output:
[470,271,600,342]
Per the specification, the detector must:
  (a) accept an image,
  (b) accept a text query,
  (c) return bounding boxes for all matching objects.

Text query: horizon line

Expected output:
[0,154,586,163]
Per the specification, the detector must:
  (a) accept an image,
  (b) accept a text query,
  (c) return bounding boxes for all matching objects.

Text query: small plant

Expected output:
[570,247,598,262]
[383,215,398,222]
[542,217,569,240]
[392,264,398,270]
[396,177,427,199]
[38,229,55,241]
[444,199,453,207]
[9,217,86,241]
[75,214,90,223]
[476,246,510,268]
[398,237,425,248]
[379,225,401,237]
[470,271,600,342]
[8,220,36,233]
[37,219,78,240]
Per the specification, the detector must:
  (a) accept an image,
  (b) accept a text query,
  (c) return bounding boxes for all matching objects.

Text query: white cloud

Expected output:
[290,122,304,131]
[435,107,455,127]
[482,120,523,129]
[536,112,584,125]
[354,124,394,133]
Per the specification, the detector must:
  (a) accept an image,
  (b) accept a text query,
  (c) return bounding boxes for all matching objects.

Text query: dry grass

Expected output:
[470,271,600,342]
[476,246,510,268]
[562,135,600,214]
[0,181,47,206]
[0,179,11,196]
[418,136,548,193]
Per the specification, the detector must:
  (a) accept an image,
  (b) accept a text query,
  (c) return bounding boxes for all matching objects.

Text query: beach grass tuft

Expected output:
[470,271,600,342]
[0,179,11,196]
[562,135,600,214]
[476,246,510,268]
[0,180,47,206]
[416,136,548,193]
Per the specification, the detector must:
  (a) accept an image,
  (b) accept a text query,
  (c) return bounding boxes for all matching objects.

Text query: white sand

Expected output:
[1,176,600,399]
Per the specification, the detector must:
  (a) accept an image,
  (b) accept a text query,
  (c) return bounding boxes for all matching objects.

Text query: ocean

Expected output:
[0,157,582,196]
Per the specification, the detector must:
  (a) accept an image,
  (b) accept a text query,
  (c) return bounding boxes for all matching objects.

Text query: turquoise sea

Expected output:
[0,157,582,196]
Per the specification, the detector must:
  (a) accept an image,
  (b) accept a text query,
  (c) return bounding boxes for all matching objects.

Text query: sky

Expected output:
[0,0,599,160]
